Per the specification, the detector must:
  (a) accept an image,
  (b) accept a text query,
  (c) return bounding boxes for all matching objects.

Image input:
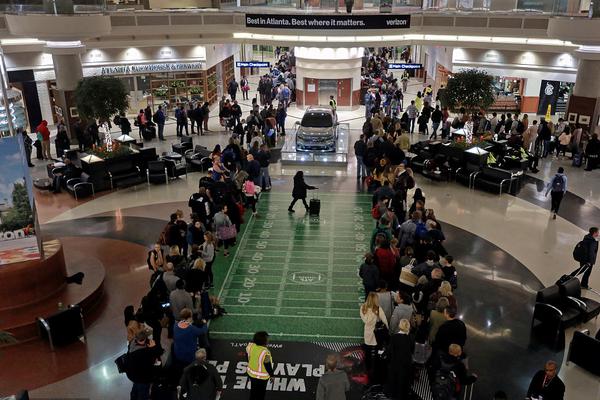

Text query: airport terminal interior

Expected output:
[1,1,600,400]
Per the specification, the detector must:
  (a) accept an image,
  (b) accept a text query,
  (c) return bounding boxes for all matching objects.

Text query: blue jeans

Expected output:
[431,122,440,139]
[130,382,151,400]
[356,155,367,178]
[543,140,551,157]
[260,166,271,189]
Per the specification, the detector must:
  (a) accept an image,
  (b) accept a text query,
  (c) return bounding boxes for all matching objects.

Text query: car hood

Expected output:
[297,126,335,136]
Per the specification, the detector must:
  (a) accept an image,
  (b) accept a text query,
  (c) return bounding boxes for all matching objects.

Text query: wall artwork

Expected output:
[567,113,578,124]
[578,115,590,125]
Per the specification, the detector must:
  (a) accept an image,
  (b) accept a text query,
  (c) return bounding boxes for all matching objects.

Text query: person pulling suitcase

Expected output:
[288,171,317,213]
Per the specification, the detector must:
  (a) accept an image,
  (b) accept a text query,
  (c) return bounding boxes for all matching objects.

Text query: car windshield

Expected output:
[301,112,333,128]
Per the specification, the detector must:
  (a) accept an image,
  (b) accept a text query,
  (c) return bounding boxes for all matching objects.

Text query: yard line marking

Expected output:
[220,296,360,303]
[326,202,335,317]
[225,312,358,320]
[275,214,294,314]
[209,331,363,340]
[220,304,355,312]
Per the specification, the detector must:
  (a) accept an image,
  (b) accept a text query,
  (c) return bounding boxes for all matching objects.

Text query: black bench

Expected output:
[455,162,481,188]
[567,330,600,376]
[107,158,143,189]
[37,305,86,351]
[473,166,518,195]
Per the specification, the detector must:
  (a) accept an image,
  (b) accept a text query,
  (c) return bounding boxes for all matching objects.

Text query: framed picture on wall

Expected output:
[567,113,578,124]
[578,115,590,125]
[70,107,79,118]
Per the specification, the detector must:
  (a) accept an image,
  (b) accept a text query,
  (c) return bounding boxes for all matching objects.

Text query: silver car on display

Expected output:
[295,106,337,152]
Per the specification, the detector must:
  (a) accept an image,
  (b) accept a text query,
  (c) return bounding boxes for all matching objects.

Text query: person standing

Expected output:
[154,105,166,141]
[526,360,565,400]
[201,102,210,132]
[329,95,337,125]
[585,133,600,171]
[288,170,317,213]
[246,331,273,400]
[360,292,388,382]
[179,349,222,400]
[176,105,189,137]
[545,167,567,220]
[125,331,162,400]
[189,103,198,135]
[523,120,538,152]
[54,121,70,159]
[316,354,350,400]
[401,70,409,92]
[406,100,418,134]
[354,134,367,180]
[228,78,239,101]
[20,129,34,167]
[240,76,250,101]
[386,319,413,400]
[119,112,132,136]
[36,120,51,160]
[577,227,599,289]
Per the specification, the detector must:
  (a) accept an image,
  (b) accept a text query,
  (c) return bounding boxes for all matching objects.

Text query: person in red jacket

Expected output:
[36,120,51,160]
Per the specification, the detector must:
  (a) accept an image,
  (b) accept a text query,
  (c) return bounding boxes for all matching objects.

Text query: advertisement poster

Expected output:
[537,80,560,116]
[0,136,39,265]
[245,14,410,30]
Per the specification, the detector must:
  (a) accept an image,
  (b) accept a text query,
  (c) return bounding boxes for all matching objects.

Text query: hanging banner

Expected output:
[537,80,560,116]
[0,136,39,265]
[245,14,410,30]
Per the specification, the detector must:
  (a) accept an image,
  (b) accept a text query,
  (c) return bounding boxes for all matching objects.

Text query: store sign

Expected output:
[245,14,410,30]
[236,61,271,68]
[537,80,560,116]
[388,63,423,70]
[100,62,204,75]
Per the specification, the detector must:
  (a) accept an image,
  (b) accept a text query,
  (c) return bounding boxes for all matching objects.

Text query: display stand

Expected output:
[280,123,349,166]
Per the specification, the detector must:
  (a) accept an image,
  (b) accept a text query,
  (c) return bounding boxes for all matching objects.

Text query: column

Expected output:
[568,48,600,133]
[44,41,86,139]
[294,47,363,109]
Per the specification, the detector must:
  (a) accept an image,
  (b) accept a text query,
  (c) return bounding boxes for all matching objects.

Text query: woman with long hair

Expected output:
[360,292,388,381]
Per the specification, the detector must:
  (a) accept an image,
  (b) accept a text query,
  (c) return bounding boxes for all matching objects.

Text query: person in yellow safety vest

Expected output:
[246,331,273,400]
[329,95,338,125]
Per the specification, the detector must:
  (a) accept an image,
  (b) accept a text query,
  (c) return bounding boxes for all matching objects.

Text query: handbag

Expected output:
[217,224,237,240]
[373,317,390,347]
[399,259,418,287]
[115,344,130,373]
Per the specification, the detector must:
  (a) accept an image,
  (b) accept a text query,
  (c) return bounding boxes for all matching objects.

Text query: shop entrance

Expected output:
[318,79,337,106]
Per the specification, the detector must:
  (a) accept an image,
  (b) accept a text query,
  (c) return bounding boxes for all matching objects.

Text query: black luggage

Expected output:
[34,139,43,159]
[143,126,156,140]
[309,197,320,216]
[556,264,591,286]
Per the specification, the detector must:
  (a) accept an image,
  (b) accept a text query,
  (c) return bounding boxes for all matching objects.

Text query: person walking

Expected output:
[430,104,443,139]
[240,76,250,101]
[288,170,317,213]
[545,167,567,220]
[246,331,273,400]
[316,354,350,400]
[577,227,599,289]
[153,105,166,141]
[228,78,239,101]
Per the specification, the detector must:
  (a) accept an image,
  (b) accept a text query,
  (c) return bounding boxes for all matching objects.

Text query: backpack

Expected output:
[415,222,428,239]
[517,120,525,134]
[494,121,503,134]
[152,111,160,124]
[551,174,565,192]
[432,367,458,400]
[371,205,382,220]
[573,240,587,263]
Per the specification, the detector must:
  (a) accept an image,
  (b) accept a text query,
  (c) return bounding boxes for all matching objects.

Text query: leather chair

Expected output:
[146,160,168,185]
[532,284,583,348]
[567,330,600,376]
[172,136,193,155]
[66,172,95,200]
[455,162,481,188]
[164,158,187,180]
[558,277,600,323]
[185,145,212,171]
[472,166,518,195]
[37,305,86,351]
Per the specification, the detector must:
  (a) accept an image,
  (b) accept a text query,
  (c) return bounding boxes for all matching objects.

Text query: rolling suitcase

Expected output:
[309,191,320,216]
[143,125,156,140]
[572,153,582,168]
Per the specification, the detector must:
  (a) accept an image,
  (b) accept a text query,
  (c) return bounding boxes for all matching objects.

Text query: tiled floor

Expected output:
[7,78,600,399]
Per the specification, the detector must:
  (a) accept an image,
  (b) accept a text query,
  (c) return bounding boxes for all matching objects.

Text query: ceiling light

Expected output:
[0,38,44,46]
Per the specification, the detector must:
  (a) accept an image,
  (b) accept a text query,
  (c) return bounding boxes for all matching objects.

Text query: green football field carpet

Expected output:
[209,191,373,342]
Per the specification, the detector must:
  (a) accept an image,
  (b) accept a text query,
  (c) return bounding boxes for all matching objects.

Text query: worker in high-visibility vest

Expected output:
[246,331,273,400]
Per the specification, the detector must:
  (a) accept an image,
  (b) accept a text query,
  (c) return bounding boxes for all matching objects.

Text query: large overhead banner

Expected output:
[537,80,560,116]
[245,14,410,30]
[0,136,39,265]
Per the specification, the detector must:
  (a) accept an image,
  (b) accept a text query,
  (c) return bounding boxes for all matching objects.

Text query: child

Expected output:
[359,253,379,296]
[200,232,216,288]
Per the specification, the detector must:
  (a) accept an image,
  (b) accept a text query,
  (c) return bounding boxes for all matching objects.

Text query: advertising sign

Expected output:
[0,136,39,265]
[245,14,410,30]
[100,62,204,76]
[537,80,560,116]
[388,63,423,70]
[236,61,271,68]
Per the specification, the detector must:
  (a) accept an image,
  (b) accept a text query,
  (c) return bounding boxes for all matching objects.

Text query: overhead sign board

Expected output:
[245,14,410,30]
[236,61,271,68]
[388,63,423,70]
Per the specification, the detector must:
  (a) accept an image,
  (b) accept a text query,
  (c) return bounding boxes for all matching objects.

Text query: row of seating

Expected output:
[532,277,600,349]
[455,164,522,195]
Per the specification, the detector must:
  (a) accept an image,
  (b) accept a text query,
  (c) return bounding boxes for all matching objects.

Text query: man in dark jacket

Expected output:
[154,105,166,141]
[245,154,261,186]
[585,133,600,171]
[354,134,367,180]
[526,360,565,400]
[126,331,162,400]
[580,227,599,289]
[434,305,466,353]
[430,344,477,399]
[430,105,443,139]
[228,79,239,101]
[179,348,222,400]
